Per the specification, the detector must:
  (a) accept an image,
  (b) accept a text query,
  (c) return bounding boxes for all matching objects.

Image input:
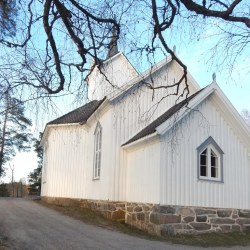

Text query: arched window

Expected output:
[197,137,224,182]
[93,122,102,179]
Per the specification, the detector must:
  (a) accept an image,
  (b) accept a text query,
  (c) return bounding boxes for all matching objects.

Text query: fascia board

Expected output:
[186,70,201,91]
[40,122,83,146]
[110,56,172,102]
[214,84,250,135]
[103,52,123,65]
[85,99,111,126]
[122,132,159,151]
[41,99,109,145]
[211,87,250,150]
[171,59,201,91]
[156,83,216,135]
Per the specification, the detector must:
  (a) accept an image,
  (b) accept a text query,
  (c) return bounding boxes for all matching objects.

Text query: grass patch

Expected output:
[36,200,250,247]
[35,200,159,240]
[170,232,250,247]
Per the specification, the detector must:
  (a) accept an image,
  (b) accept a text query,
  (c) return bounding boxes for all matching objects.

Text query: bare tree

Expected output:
[9,163,15,197]
[0,0,249,103]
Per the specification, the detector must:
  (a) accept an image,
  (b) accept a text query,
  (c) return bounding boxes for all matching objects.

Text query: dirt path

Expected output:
[0,198,247,250]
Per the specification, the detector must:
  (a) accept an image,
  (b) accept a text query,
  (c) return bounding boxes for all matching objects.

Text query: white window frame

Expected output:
[93,122,102,179]
[197,137,224,182]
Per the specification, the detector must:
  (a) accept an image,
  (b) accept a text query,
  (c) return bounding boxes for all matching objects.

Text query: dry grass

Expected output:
[36,200,250,247]
[0,237,8,250]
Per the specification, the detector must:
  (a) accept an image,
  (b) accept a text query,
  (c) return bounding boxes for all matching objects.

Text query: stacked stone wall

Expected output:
[42,197,250,235]
[126,203,250,235]
[42,197,126,222]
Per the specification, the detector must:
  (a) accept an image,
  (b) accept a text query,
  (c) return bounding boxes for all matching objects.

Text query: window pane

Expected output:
[211,166,218,178]
[200,149,207,165]
[210,149,218,178]
[200,149,207,177]
[99,131,102,149]
[93,125,102,178]
[200,165,207,176]
[98,152,101,176]
[211,149,217,167]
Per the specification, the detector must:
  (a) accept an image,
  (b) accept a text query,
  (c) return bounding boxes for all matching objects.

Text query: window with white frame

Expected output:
[93,122,102,179]
[197,137,224,182]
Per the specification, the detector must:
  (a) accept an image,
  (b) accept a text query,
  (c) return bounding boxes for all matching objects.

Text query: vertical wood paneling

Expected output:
[42,56,249,210]
[42,126,88,198]
[160,97,250,209]
[126,142,161,203]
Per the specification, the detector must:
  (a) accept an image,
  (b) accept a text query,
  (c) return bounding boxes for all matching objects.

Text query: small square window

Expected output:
[197,137,223,182]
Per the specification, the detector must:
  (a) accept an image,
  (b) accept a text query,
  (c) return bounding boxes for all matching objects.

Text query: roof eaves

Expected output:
[122,88,205,147]
[122,132,159,150]
[47,97,106,125]
[156,85,214,135]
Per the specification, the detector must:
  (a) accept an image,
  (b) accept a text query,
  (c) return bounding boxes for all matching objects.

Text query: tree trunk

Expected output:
[0,94,9,176]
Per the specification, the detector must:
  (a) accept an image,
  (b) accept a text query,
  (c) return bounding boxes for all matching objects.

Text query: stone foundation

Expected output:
[42,197,250,235]
[126,203,250,235]
[42,197,126,222]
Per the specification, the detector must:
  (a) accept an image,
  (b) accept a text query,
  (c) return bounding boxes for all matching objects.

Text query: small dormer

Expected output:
[87,30,138,100]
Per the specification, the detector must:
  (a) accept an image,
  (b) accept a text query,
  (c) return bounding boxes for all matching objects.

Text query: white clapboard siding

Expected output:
[126,141,161,203]
[41,53,250,211]
[109,62,198,201]
[88,53,138,101]
[83,109,115,200]
[42,126,87,198]
[159,96,250,209]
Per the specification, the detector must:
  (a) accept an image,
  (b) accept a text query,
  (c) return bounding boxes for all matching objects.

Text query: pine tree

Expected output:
[0,0,17,38]
[28,133,43,192]
[0,89,32,176]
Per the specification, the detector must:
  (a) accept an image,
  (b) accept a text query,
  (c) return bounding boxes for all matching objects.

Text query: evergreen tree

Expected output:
[28,133,43,193]
[0,183,9,197]
[0,88,32,176]
[0,0,17,38]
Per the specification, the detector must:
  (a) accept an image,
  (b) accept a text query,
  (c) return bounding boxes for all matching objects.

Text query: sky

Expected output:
[180,49,250,113]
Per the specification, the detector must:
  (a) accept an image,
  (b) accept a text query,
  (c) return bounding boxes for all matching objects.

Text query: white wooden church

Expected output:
[41,46,250,235]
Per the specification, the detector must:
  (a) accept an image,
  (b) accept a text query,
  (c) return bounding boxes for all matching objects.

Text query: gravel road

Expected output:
[0,198,248,250]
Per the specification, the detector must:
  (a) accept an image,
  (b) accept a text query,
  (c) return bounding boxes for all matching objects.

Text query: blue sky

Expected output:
[178,42,250,113]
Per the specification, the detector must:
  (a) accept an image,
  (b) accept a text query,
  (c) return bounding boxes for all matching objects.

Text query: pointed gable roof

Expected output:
[48,98,105,125]
[122,89,204,146]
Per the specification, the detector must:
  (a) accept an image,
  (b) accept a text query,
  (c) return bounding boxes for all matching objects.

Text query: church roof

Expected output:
[48,98,105,125]
[122,89,203,146]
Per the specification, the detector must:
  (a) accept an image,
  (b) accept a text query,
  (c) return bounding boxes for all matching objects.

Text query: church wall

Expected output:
[83,109,117,201]
[41,107,119,201]
[41,125,88,199]
[113,62,198,146]
[111,61,199,201]
[160,96,250,209]
[125,140,161,204]
[88,53,138,100]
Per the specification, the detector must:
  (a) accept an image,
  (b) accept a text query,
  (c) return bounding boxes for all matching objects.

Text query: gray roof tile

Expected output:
[48,98,105,125]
